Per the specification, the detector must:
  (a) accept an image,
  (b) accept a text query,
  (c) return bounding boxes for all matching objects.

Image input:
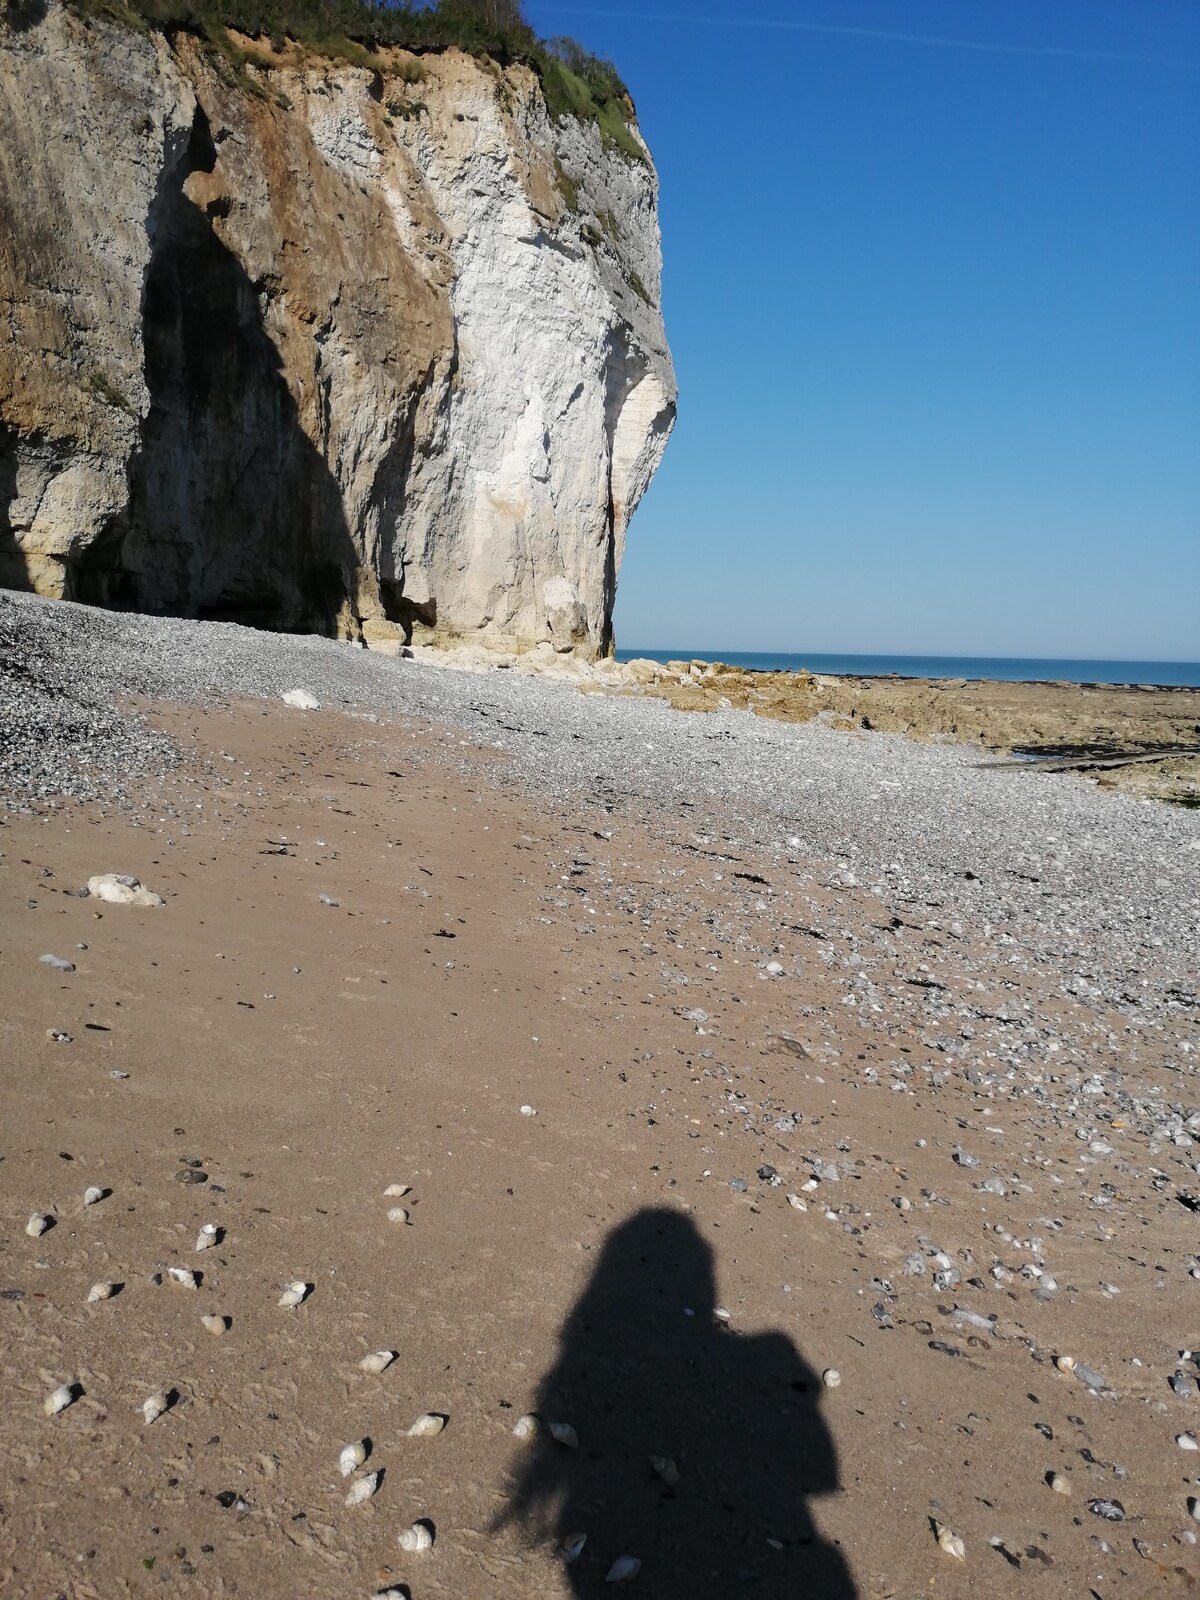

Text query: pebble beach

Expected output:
[2,587,1199,1598]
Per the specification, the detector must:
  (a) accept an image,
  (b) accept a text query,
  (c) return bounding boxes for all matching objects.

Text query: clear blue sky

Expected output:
[526,0,1200,660]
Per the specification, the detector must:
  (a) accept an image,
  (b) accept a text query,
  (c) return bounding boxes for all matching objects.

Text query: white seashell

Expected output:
[339,1440,368,1476]
[44,1382,79,1416]
[200,1314,229,1336]
[83,1185,106,1207]
[142,1390,171,1425]
[359,1349,396,1375]
[548,1421,579,1448]
[822,1368,841,1389]
[1189,1496,1200,1523]
[649,1455,679,1487]
[560,1532,587,1563]
[87,1282,117,1303]
[407,1412,446,1438]
[933,1521,966,1561]
[1178,1433,1199,1451]
[344,1471,379,1506]
[26,1212,51,1237]
[278,1281,309,1308]
[398,1520,434,1552]
[786,1194,807,1211]
[387,1207,410,1225]
[383,1184,410,1198]
[195,1224,220,1251]
[1054,1354,1076,1373]
[168,1267,199,1289]
[513,1413,541,1440]
[606,1556,642,1583]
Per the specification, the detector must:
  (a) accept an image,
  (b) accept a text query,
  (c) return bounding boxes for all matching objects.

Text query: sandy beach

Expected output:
[2,591,1199,1598]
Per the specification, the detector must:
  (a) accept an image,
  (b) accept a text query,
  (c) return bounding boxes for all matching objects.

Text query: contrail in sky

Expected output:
[531,5,1198,68]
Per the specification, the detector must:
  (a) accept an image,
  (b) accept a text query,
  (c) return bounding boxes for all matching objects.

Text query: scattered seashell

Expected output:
[548,1421,579,1448]
[407,1413,446,1438]
[339,1440,368,1476]
[344,1471,379,1507]
[46,1028,72,1043]
[383,1184,410,1198]
[713,1306,731,1323]
[167,1266,199,1290]
[649,1455,679,1487]
[142,1390,171,1425]
[933,1520,966,1561]
[195,1223,220,1251]
[359,1349,396,1375]
[786,1193,807,1211]
[83,1185,107,1207]
[1054,1355,1077,1373]
[513,1413,541,1440]
[822,1368,841,1389]
[26,1212,52,1237]
[201,1314,229,1336]
[278,1281,309,1308]
[560,1532,587,1563]
[606,1556,642,1583]
[519,1105,536,1117]
[398,1520,434,1552]
[87,1281,118,1303]
[387,1207,410,1225]
[1088,1498,1126,1522]
[1047,1472,1071,1495]
[44,1382,80,1416]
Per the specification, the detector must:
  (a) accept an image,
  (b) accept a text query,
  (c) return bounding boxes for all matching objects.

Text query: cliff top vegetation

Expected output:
[44,0,645,160]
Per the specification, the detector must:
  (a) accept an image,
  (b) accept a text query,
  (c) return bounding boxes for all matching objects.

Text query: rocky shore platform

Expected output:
[2,588,1199,1598]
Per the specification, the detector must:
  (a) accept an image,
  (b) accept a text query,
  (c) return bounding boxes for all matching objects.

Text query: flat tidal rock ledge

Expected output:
[0,5,676,657]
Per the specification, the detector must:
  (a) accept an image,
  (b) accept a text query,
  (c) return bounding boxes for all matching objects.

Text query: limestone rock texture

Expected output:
[0,6,675,655]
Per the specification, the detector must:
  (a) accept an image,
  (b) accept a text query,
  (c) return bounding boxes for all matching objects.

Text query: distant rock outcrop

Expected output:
[0,5,675,655]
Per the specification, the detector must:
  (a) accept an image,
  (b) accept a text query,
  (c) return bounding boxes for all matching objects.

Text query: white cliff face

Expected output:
[0,7,675,655]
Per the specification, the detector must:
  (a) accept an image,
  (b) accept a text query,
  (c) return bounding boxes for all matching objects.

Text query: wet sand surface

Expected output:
[2,695,1199,1599]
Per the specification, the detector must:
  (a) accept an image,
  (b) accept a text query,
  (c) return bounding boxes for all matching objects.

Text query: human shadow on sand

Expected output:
[495,1207,856,1597]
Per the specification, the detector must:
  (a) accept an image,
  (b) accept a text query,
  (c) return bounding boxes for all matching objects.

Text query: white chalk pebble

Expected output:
[1049,1473,1071,1495]
[83,1186,106,1208]
[359,1350,397,1375]
[1189,1497,1200,1523]
[513,1413,541,1440]
[1178,1433,1199,1451]
[142,1391,171,1425]
[201,1314,229,1336]
[519,1105,537,1117]
[933,1521,966,1561]
[44,1382,79,1416]
[195,1224,219,1252]
[548,1421,579,1448]
[822,1368,841,1389]
[387,1207,410,1225]
[383,1184,410,1198]
[339,1440,368,1476]
[26,1213,51,1238]
[606,1556,642,1583]
[1054,1355,1076,1373]
[344,1471,379,1507]
[168,1267,199,1289]
[398,1521,434,1552]
[278,1281,309,1308]
[87,1282,117,1303]
[407,1413,446,1438]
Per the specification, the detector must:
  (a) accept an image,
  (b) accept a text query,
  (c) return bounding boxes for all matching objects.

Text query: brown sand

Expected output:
[2,698,1198,1598]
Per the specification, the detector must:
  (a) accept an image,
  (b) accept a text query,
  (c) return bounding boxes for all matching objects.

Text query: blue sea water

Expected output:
[613,650,1200,688]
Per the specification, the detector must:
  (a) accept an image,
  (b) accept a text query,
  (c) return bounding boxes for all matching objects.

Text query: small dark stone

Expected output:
[1087,1498,1125,1522]
[175,1169,208,1185]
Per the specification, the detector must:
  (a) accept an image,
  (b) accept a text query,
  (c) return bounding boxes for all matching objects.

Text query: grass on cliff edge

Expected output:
[52,0,645,161]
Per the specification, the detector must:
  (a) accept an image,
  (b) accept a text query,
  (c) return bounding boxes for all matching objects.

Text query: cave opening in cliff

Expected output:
[72,103,359,635]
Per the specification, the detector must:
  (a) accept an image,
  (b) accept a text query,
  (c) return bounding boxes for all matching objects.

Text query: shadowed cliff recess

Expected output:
[0,0,675,654]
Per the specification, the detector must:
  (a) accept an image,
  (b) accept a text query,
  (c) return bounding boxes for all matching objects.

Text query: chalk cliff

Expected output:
[0,5,675,654]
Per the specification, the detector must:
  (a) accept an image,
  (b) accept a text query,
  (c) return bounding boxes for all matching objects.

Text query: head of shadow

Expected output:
[493,1206,856,1597]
